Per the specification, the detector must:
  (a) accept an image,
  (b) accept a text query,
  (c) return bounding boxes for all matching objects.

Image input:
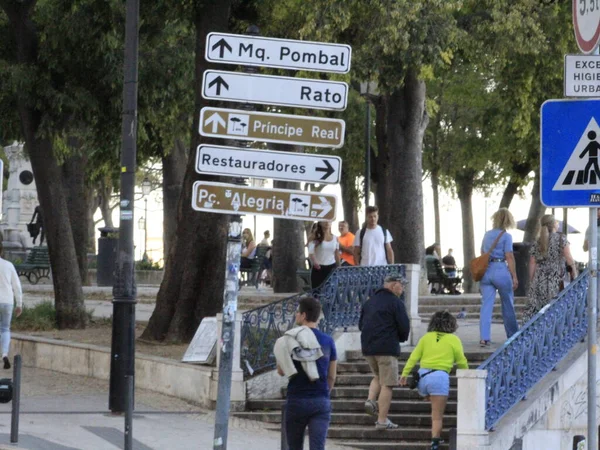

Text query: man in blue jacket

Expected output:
[359,274,410,429]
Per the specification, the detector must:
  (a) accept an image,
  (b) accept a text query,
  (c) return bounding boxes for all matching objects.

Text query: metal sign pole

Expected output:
[590,207,599,450]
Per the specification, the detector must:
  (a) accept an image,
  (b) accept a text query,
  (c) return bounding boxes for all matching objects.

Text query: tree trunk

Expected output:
[499,163,532,209]
[374,70,428,264]
[2,0,87,329]
[162,137,188,264]
[87,186,99,254]
[271,144,305,293]
[431,169,441,246]
[456,171,476,293]
[62,138,89,286]
[523,170,546,243]
[340,166,359,232]
[140,0,233,343]
[99,177,114,228]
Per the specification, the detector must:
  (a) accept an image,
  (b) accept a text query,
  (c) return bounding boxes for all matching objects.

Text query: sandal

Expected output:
[364,399,378,417]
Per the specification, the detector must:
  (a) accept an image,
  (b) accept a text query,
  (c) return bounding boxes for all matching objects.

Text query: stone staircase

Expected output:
[419,295,528,322]
[235,349,492,450]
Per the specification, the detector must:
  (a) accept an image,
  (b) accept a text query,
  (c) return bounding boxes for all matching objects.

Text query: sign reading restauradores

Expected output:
[192,181,337,221]
[202,70,348,111]
[196,144,342,184]
[205,32,351,73]
[199,107,345,148]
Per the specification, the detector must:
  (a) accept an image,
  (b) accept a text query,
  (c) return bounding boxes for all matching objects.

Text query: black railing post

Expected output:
[280,405,288,450]
[10,354,21,443]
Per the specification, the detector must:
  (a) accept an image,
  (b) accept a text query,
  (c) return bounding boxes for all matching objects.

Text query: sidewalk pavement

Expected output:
[0,366,355,450]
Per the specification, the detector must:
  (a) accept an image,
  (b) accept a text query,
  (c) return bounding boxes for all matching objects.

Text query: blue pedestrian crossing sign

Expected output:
[541,98,600,207]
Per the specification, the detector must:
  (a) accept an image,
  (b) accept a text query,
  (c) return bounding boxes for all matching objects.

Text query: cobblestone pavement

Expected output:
[0,366,355,450]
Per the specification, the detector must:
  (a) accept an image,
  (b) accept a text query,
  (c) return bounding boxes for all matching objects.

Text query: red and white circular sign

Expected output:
[574,0,600,53]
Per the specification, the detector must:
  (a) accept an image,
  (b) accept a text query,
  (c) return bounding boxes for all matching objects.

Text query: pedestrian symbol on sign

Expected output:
[553,118,600,190]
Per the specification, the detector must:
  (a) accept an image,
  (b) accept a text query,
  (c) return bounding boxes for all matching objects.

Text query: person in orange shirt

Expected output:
[338,221,355,266]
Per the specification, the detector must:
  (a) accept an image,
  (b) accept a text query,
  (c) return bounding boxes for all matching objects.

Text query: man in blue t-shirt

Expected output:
[277,297,337,450]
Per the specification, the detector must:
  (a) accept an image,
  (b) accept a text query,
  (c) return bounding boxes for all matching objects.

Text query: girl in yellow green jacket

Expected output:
[399,311,468,450]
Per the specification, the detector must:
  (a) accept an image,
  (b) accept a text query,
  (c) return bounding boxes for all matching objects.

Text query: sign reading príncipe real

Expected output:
[200,107,345,148]
[192,181,337,221]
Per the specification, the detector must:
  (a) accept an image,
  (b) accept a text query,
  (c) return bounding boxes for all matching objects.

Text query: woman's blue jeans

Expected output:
[479,262,518,341]
[285,397,331,450]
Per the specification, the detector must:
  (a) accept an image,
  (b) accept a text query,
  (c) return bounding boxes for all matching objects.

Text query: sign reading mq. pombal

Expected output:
[205,32,351,73]
[192,181,337,221]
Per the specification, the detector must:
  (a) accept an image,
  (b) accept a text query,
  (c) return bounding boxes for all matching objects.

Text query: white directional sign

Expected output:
[565,55,600,96]
[573,0,600,53]
[202,70,348,111]
[199,107,345,148]
[192,181,337,221]
[195,144,342,184]
[205,32,351,73]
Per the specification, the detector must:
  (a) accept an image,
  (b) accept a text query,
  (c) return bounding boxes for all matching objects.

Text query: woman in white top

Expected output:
[308,221,340,289]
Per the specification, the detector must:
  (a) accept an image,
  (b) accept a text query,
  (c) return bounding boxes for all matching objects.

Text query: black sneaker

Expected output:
[3,357,10,370]
[431,438,442,450]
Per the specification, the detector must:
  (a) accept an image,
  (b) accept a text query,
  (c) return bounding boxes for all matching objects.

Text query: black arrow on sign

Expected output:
[315,159,335,180]
[212,38,232,58]
[208,76,229,96]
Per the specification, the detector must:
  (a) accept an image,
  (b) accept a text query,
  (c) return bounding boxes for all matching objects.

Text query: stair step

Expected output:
[335,374,461,387]
[419,304,524,313]
[345,349,492,362]
[234,411,456,427]
[329,386,458,400]
[337,361,480,374]
[336,441,449,450]
[247,399,457,414]
[419,296,527,306]
[327,425,448,441]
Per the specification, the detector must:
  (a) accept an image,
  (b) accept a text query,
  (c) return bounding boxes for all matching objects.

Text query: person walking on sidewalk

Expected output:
[353,206,394,266]
[0,242,22,369]
[400,311,469,450]
[359,274,410,429]
[478,208,519,347]
[276,296,337,450]
[308,221,340,289]
[337,221,355,266]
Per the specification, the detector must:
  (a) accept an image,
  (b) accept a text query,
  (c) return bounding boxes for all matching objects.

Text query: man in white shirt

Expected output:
[353,206,394,266]
[0,242,22,369]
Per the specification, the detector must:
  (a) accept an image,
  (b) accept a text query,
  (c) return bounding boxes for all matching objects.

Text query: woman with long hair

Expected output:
[400,311,468,450]
[478,208,519,347]
[240,228,257,269]
[308,221,340,289]
[523,214,577,323]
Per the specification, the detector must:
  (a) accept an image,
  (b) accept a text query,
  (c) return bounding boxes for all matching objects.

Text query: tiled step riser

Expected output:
[247,400,457,414]
[419,304,524,313]
[342,443,449,450]
[327,428,447,440]
[420,296,527,306]
[235,412,456,427]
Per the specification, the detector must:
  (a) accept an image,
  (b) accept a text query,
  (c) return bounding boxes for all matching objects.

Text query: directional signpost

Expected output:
[202,70,348,111]
[196,144,341,184]
[192,181,337,221]
[205,32,351,73]
[199,107,345,148]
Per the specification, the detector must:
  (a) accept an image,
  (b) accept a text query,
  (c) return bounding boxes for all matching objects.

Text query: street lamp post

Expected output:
[359,80,378,215]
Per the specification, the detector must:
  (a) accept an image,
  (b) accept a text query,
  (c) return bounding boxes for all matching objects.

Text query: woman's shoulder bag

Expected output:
[470,231,506,282]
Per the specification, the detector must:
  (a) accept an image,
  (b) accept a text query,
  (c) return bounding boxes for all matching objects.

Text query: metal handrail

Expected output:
[478,270,589,430]
[240,264,406,378]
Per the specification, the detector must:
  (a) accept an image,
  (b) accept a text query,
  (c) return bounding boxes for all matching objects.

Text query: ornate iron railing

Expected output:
[240,264,406,378]
[478,270,589,430]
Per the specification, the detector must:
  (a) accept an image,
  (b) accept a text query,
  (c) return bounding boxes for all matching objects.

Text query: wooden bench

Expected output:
[15,247,50,285]
[240,245,270,288]
[425,256,461,294]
